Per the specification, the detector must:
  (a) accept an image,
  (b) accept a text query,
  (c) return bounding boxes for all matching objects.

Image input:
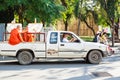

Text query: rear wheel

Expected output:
[87,50,102,64]
[17,51,33,65]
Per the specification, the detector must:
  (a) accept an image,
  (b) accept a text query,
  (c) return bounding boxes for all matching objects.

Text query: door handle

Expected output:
[60,44,64,46]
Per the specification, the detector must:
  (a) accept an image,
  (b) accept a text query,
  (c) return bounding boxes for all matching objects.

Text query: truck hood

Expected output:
[82,42,107,50]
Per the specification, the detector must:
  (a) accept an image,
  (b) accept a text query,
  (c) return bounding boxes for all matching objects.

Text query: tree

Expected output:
[24,0,64,26]
[98,0,118,46]
[74,0,97,36]
[0,0,29,24]
[61,0,76,31]
[0,8,14,23]
[0,0,64,26]
[0,0,15,23]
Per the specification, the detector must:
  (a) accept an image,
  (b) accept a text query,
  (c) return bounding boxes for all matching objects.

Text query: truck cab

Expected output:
[47,31,85,57]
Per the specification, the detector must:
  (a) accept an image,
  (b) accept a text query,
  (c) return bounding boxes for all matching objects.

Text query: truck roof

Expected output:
[48,31,74,33]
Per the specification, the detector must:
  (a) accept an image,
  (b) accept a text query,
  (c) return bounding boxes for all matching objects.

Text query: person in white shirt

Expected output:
[62,33,75,42]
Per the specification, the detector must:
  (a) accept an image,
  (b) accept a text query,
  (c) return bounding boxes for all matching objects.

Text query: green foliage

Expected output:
[0,0,119,28]
[24,0,65,25]
[74,0,97,35]
[107,0,116,19]
[0,8,14,23]
[80,36,93,42]
[97,14,108,26]
[61,0,76,22]
[0,0,64,25]
[60,0,77,30]
[0,0,28,10]
[74,0,98,21]
[74,0,80,18]
[98,0,118,27]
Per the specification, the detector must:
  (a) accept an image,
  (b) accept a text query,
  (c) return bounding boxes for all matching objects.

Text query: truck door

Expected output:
[46,32,59,57]
[59,32,85,57]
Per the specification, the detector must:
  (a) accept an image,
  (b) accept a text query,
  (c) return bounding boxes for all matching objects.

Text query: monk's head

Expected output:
[16,25,21,30]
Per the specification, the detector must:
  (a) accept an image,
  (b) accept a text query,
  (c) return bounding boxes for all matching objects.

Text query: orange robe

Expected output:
[9,28,23,45]
[22,32,34,42]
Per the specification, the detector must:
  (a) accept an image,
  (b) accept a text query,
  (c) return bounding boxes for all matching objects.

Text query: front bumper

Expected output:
[103,49,114,57]
[103,51,108,57]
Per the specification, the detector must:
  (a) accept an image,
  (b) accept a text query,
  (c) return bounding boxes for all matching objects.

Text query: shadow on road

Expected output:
[0,59,97,71]
[0,59,88,65]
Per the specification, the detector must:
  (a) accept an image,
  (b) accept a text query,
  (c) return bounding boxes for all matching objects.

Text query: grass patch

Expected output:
[80,36,94,42]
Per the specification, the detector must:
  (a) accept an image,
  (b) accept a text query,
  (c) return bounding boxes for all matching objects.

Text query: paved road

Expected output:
[0,54,120,80]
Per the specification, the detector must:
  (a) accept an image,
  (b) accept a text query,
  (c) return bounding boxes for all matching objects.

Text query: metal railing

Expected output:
[3,32,46,42]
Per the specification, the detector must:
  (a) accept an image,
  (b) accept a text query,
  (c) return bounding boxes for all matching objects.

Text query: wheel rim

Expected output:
[21,53,31,63]
[91,53,99,61]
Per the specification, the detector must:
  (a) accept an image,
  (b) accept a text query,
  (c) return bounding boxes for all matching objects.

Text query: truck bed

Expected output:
[0,41,46,57]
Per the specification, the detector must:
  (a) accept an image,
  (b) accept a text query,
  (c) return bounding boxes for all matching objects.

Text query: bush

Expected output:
[80,36,94,42]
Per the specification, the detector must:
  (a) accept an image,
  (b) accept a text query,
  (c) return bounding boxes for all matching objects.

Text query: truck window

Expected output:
[60,33,80,43]
[50,32,58,44]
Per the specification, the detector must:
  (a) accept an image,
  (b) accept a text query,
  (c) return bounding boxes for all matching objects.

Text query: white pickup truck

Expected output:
[0,31,111,65]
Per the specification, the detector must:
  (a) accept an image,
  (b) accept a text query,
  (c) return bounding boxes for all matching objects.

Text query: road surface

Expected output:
[0,54,120,80]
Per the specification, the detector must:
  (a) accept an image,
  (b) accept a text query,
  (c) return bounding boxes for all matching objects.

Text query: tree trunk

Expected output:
[77,16,81,36]
[18,5,23,24]
[64,20,68,31]
[84,20,96,36]
[111,27,114,47]
[106,19,115,47]
[41,20,45,27]
[111,19,115,47]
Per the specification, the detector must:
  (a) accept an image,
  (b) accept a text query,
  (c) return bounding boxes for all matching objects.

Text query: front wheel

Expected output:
[17,51,33,65]
[87,50,102,64]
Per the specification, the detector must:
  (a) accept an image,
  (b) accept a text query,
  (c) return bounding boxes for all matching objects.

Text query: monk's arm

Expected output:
[18,33,24,42]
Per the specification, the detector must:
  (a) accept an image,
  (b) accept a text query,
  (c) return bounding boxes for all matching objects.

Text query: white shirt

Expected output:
[62,38,69,42]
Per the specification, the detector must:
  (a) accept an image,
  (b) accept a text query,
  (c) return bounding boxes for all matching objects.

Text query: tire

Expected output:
[17,51,33,65]
[87,50,102,64]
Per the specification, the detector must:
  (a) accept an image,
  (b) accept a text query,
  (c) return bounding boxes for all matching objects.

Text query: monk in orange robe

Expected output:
[22,27,35,42]
[9,25,24,45]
